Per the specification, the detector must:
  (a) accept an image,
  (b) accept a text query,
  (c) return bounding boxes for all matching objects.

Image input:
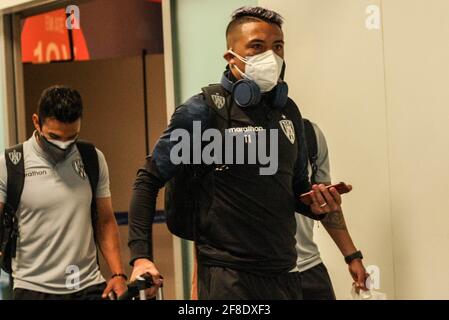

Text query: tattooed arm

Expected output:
[310,122,368,290]
[321,206,368,290]
[321,206,355,256]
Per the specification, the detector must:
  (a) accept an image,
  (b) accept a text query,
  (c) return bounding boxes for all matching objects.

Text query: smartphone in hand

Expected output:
[299,182,352,205]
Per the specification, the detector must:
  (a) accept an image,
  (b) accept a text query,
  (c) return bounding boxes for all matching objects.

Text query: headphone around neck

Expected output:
[220,71,289,109]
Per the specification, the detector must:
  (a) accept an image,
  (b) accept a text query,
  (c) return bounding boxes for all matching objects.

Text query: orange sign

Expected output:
[21,9,89,63]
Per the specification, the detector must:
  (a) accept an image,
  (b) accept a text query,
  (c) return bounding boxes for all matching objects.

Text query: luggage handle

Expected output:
[117,272,164,300]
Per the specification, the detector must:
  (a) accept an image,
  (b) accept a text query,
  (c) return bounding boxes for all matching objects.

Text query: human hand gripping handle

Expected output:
[102,274,128,299]
[125,258,163,299]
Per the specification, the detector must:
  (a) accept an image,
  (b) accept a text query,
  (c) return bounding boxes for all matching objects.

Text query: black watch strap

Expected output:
[344,250,363,264]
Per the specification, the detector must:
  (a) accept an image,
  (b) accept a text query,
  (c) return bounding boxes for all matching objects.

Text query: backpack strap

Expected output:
[76,141,99,236]
[201,84,231,124]
[5,144,25,220]
[303,119,319,184]
[1,144,25,272]
[185,84,233,242]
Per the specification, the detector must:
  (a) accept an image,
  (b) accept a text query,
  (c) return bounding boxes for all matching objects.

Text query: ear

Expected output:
[32,114,41,132]
[223,51,235,66]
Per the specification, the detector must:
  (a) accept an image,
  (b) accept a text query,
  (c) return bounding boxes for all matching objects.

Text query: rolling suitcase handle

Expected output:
[136,273,164,300]
[117,272,164,300]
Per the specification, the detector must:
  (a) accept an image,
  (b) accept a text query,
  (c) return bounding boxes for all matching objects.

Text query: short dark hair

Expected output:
[226,6,284,41]
[37,85,83,124]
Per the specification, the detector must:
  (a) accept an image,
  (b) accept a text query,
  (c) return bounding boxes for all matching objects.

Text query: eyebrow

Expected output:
[247,39,266,45]
[246,38,284,45]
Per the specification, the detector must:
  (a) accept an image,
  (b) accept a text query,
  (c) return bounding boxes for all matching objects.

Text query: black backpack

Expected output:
[302,119,319,184]
[164,165,207,241]
[0,141,99,274]
[164,84,234,241]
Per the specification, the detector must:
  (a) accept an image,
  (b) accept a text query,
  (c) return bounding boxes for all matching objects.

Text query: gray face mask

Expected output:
[37,131,76,163]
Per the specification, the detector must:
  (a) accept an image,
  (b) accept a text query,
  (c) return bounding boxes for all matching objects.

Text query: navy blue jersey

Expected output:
[128,88,319,275]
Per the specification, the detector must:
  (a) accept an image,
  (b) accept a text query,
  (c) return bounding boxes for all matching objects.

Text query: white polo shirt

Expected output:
[0,134,111,294]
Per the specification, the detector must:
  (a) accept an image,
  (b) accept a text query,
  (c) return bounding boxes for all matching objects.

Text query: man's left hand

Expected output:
[348,259,369,293]
[310,184,344,215]
[102,276,128,299]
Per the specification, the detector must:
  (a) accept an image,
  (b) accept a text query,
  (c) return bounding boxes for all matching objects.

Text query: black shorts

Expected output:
[198,264,303,300]
[299,263,336,300]
[13,282,107,300]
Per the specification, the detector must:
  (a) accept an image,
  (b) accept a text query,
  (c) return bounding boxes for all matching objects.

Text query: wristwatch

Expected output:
[344,250,363,264]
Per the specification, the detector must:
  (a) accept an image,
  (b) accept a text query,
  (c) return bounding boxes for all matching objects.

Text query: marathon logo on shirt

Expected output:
[227,126,264,134]
[72,159,87,180]
[25,170,48,178]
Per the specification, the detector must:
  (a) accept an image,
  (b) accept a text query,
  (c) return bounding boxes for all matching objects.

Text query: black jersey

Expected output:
[128,81,321,275]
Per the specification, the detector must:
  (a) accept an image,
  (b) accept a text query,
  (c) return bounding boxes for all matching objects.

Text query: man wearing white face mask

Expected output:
[227,49,284,93]
[129,7,346,300]
[0,86,127,300]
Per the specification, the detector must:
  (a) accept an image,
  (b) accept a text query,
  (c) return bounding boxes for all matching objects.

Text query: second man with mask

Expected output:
[0,86,127,300]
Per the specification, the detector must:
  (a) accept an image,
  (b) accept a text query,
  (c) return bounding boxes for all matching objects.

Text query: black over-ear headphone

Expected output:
[220,70,288,109]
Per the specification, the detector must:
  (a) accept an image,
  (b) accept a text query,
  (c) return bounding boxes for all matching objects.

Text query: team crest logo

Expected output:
[72,159,87,179]
[279,120,296,144]
[211,94,225,109]
[8,150,22,165]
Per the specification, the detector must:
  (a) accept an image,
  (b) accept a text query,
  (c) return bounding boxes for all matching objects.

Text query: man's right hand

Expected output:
[309,184,344,215]
[131,258,163,299]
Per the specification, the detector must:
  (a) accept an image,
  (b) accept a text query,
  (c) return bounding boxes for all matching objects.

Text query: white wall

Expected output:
[260,0,396,299]
[382,0,449,300]
[261,0,449,300]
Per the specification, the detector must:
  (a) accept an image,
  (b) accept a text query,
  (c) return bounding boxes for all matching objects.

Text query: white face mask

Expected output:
[228,49,284,93]
[36,130,77,163]
[47,138,77,150]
